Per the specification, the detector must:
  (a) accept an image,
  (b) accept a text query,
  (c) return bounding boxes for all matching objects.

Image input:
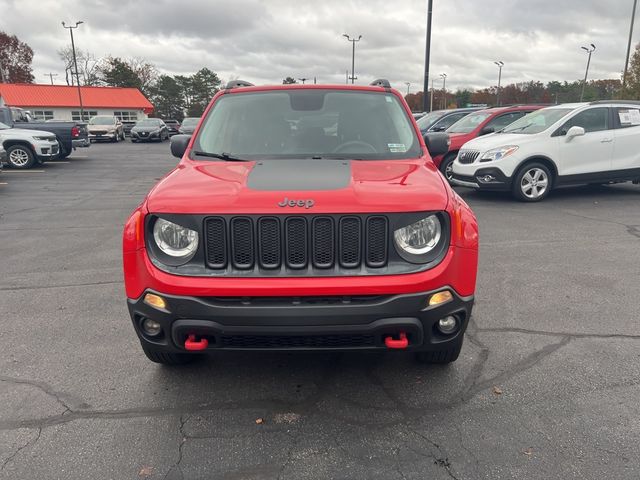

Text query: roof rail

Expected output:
[370,79,391,88]
[589,99,640,106]
[225,80,254,89]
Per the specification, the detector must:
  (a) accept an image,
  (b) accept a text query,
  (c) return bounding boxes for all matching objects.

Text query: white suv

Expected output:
[451,102,640,201]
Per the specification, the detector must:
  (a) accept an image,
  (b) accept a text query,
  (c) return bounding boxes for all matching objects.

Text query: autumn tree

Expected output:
[0,31,34,83]
[623,43,640,100]
[282,77,297,84]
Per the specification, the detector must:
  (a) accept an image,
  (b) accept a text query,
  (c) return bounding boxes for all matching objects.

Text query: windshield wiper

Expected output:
[503,123,532,134]
[192,151,249,162]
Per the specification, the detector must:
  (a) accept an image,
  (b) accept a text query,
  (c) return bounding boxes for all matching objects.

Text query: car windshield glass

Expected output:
[136,119,160,127]
[193,89,421,160]
[446,112,492,133]
[0,122,10,130]
[182,118,199,126]
[89,116,114,125]
[502,108,573,134]
[416,111,445,129]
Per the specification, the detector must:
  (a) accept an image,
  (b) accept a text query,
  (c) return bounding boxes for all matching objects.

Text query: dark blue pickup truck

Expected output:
[0,107,90,160]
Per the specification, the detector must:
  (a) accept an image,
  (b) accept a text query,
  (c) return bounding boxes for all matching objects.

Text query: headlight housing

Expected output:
[479,145,519,162]
[393,215,442,263]
[33,136,55,141]
[152,218,198,262]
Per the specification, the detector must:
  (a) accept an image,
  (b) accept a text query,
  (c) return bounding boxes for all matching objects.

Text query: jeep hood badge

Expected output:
[278,197,315,208]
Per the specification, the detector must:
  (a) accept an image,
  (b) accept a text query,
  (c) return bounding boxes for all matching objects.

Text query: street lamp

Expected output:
[494,61,504,106]
[298,78,308,84]
[580,43,596,102]
[440,73,447,109]
[622,0,638,93]
[342,34,362,84]
[62,20,85,121]
[405,82,411,95]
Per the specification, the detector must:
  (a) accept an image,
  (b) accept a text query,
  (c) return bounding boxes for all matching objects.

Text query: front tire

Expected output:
[7,145,36,169]
[141,344,197,365]
[439,153,457,183]
[512,162,553,202]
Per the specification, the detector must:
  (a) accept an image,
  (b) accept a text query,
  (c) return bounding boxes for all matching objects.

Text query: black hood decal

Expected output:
[247,159,351,191]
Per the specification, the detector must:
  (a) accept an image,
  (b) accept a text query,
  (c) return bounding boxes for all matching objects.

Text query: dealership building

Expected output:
[0,83,154,122]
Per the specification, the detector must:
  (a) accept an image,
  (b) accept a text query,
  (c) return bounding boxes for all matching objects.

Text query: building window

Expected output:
[32,110,55,121]
[71,111,98,122]
[114,111,139,121]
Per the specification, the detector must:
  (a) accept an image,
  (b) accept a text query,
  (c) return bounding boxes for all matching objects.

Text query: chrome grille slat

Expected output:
[458,149,481,164]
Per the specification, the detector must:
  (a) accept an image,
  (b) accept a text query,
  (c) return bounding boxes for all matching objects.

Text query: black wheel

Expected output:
[512,162,553,202]
[131,138,137,143]
[141,344,197,365]
[7,145,36,169]
[415,342,462,364]
[57,143,71,159]
[439,153,457,183]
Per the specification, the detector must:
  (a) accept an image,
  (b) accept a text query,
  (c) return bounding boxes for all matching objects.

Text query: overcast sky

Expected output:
[2,0,638,92]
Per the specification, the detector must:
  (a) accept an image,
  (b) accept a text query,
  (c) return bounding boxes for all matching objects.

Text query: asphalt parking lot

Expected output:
[1,141,639,479]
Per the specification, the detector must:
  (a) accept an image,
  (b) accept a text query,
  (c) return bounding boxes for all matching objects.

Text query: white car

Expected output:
[451,101,640,201]
[0,121,60,169]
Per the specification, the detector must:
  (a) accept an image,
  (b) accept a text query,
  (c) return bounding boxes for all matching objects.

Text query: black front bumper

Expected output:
[127,289,473,353]
[451,167,512,191]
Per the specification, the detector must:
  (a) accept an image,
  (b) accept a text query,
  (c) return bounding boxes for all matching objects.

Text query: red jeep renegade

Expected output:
[122,79,479,366]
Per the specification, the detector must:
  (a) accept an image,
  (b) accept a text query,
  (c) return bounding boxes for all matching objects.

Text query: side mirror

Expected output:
[424,132,450,157]
[170,134,191,158]
[479,126,495,136]
[565,126,585,139]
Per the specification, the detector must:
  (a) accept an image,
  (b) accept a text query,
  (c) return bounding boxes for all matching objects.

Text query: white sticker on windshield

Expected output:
[388,143,407,152]
[619,109,640,125]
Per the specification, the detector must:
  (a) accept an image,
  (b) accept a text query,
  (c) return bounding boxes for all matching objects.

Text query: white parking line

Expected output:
[50,161,70,164]
[2,170,45,173]
[0,182,8,185]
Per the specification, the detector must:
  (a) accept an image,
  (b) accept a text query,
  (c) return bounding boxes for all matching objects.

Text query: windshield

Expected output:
[182,118,199,127]
[136,119,160,127]
[89,116,114,125]
[447,112,492,133]
[193,90,421,160]
[502,108,574,134]
[416,111,445,130]
[0,122,10,130]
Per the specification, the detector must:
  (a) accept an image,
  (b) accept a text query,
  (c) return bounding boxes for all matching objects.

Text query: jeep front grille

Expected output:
[204,215,388,272]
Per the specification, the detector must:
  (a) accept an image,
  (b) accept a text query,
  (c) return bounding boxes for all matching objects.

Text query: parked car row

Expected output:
[426,101,640,202]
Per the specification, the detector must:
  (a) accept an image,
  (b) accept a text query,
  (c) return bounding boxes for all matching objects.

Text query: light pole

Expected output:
[623,0,638,93]
[580,43,596,102]
[494,61,504,106]
[422,0,434,112]
[440,73,447,109]
[405,82,411,95]
[298,78,308,84]
[62,21,84,121]
[430,78,434,111]
[342,34,362,84]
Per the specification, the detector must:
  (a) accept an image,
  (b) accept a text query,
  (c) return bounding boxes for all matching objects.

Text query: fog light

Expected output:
[437,316,458,335]
[141,318,162,336]
[144,293,167,310]
[428,290,453,306]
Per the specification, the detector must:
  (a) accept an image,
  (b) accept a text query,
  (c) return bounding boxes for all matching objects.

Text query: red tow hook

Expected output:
[184,334,208,351]
[384,332,409,349]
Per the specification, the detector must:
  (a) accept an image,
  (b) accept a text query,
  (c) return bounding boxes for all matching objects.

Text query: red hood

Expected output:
[146,158,449,214]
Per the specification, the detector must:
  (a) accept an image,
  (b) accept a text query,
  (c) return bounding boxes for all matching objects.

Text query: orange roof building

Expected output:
[0,83,154,122]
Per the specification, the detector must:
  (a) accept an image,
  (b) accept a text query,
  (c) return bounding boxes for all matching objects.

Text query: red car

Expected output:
[434,105,546,181]
[123,80,479,366]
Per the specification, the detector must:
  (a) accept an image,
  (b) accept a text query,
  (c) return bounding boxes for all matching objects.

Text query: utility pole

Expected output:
[422,0,434,112]
[405,82,411,95]
[342,34,362,84]
[430,78,434,111]
[313,77,317,85]
[62,21,85,121]
[440,73,447,109]
[580,44,596,102]
[622,0,638,93]
[494,61,504,106]
[45,73,58,85]
[298,78,308,84]
[346,70,349,84]
[0,66,5,83]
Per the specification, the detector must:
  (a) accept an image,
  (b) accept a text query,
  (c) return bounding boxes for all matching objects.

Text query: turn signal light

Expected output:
[144,293,167,310]
[428,290,453,306]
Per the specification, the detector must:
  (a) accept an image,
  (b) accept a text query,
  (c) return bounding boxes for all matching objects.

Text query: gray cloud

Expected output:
[2,0,638,93]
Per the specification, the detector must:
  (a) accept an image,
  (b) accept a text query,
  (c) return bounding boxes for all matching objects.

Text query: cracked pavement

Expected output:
[0,142,639,479]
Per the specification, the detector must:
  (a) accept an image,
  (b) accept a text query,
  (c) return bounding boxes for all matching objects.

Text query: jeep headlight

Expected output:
[394,215,442,259]
[479,145,518,162]
[152,218,198,259]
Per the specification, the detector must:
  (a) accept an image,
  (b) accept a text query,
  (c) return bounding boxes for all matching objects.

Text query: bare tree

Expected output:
[57,45,101,86]
[127,57,159,95]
